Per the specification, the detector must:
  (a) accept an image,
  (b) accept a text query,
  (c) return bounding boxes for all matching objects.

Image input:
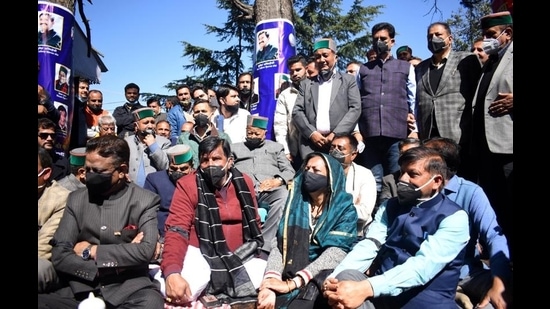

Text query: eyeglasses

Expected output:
[38,132,56,139]
[170,166,189,172]
[100,126,115,131]
[90,99,103,102]
[374,36,389,42]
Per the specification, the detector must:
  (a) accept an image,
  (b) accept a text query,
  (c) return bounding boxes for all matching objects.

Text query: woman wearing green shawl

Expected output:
[257,152,358,309]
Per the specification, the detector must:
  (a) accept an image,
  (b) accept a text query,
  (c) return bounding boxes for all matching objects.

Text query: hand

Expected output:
[142,133,156,146]
[131,231,144,243]
[259,277,290,294]
[285,153,293,162]
[259,178,283,192]
[488,92,513,117]
[357,141,365,153]
[257,288,276,309]
[407,112,416,131]
[73,241,93,257]
[165,273,193,305]
[324,277,372,309]
[476,276,512,309]
[310,131,328,148]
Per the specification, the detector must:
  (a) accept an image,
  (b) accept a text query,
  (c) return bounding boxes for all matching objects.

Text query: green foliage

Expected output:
[163,0,383,92]
[448,0,492,51]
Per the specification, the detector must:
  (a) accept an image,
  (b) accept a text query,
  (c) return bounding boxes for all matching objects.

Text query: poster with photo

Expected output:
[38,1,74,154]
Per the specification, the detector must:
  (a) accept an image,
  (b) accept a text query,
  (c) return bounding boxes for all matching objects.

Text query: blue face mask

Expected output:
[482,30,506,55]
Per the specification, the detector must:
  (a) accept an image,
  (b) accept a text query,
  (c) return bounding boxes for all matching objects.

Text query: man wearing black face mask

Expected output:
[355,22,418,203]
[293,38,361,160]
[415,22,482,183]
[38,135,165,308]
[177,98,232,168]
[124,107,171,188]
[329,134,377,237]
[213,84,251,143]
[231,115,295,253]
[324,146,469,309]
[144,144,194,244]
[160,136,265,307]
[471,11,514,260]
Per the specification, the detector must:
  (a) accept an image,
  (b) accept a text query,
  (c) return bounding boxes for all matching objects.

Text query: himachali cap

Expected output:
[396,45,412,55]
[166,144,193,165]
[247,115,269,130]
[133,107,155,121]
[69,147,86,166]
[480,11,513,29]
[313,38,337,53]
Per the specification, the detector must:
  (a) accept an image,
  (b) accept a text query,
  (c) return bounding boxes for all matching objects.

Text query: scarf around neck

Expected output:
[195,167,263,302]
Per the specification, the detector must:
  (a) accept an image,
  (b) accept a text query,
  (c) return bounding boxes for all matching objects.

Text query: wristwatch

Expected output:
[81,245,93,260]
[274,175,286,185]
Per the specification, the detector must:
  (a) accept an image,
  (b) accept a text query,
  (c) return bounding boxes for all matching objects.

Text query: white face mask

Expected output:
[482,30,506,55]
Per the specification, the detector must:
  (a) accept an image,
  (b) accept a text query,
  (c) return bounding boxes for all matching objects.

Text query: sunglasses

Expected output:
[38,132,56,139]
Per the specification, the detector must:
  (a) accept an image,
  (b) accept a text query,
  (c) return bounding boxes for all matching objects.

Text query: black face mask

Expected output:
[240,88,251,95]
[89,105,102,112]
[194,114,210,128]
[374,40,389,55]
[428,36,446,54]
[302,171,328,193]
[201,163,228,187]
[139,128,156,138]
[225,104,239,113]
[169,171,185,184]
[244,137,264,149]
[396,176,435,206]
[86,171,113,196]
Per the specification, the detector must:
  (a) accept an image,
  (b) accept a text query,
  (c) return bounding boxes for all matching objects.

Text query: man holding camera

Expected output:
[125,107,172,187]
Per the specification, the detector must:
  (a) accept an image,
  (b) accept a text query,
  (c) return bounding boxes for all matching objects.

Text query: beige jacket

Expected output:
[38,180,70,260]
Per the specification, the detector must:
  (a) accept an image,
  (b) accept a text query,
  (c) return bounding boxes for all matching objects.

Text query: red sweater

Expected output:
[161,171,260,277]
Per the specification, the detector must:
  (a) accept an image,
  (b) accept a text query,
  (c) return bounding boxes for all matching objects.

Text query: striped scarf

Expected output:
[195,167,263,303]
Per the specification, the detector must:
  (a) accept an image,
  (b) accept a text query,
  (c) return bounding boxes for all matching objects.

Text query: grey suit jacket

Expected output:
[415,50,481,145]
[125,134,171,184]
[231,140,296,190]
[472,41,513,154]
[50,183,160,306]
[292,72,361,157]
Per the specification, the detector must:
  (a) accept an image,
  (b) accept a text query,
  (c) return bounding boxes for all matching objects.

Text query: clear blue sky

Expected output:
[75,0,463,113]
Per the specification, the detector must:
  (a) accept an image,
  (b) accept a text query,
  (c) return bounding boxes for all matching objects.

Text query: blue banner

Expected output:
[38,1,74,154]
[252,19,296,140]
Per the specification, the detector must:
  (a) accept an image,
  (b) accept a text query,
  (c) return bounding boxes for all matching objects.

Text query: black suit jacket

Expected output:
[50,183,160,305]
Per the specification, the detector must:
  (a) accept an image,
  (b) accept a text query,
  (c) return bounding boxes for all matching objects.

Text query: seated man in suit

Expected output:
[38,135,164,309]
[231,115,295,253]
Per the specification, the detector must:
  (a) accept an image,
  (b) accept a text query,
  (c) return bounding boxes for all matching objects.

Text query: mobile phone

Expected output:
[200,294,222,308]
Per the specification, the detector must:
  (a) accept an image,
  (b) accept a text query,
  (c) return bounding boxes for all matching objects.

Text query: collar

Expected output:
[431,55,448,69]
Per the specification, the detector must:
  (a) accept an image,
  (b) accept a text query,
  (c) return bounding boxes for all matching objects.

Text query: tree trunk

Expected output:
[254,0,293,22]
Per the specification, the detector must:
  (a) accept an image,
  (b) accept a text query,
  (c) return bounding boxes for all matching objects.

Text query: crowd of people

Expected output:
[38,11,513,309]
